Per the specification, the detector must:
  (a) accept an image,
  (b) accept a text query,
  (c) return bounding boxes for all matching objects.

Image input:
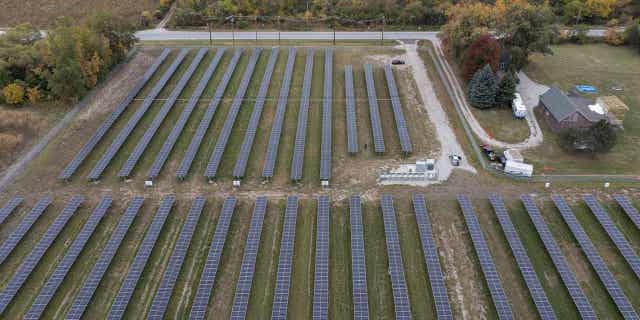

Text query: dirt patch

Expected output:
[0,107,48,172]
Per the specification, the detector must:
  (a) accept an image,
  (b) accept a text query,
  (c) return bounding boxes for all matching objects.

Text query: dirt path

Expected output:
[155,2,177,29]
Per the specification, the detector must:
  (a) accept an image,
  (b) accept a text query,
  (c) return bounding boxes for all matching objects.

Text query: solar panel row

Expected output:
[177,48,243,180]
[380,194,412,320]
[65,197,144,320]
[488,194,555,320]
[88,49,189,181]
[349,196,369,320]
[271,196,298,320]
[319,49,333,181]
[384,65,412,154]
[457,195,512,320]
[290,49,315,181]
[0,197,52,265]
[262,48,297,179]
[0,196,23,226]
[59,49,171,180]
[551,195,638,320]
[233,48,279,179]
[364,64,385,153]
[313,195,330,320]
[189,197,237,320]
[344,65,358,154]
[119,48,207,178]
[613,195,640,231]
[230,197,267,320]
[107,196,176,320]
[148,197,205,319]
[147,49,226,180]
[205,48,263,179]
[411,194,453,320]
[25,197,112,320]
[0,196,83,315]
[520,195,596,319]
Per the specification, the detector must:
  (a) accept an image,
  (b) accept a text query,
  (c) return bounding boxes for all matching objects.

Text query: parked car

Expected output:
[512,93,527,119]
[480,144,497,161]
[449,154,462,166]
[391,59,405,65]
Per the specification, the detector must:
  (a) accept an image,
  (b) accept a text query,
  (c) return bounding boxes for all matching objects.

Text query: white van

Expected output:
[512,93,527,119]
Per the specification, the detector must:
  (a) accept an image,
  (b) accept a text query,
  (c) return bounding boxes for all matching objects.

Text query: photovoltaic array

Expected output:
[233,48,279,179]
[59,49,171,180]
[107,196,176,320]
[271,196,298,320]
[88,49,189,181]
[147,49,226,179]
[364,64,385,153]
[614,195,640,230]
[148,197,205,319]
[344,65,358,154]
[0,196,22,226]
[177,48,243,180]
[0,197,52,265]
[230,197,267,320]
[411,194,453,320]
[313,195,330,320]
[290,49,315,181]
[488,194,555,320]
[349,196,369,320]
[380,194,412,320]
[0,196,83,315]
[205,48,263,179]
[189,197,237,320]
[520,195,596,320]
[65,197,144,320]
[25,197,112,320]
[384,64,412,154]
[457,195,512,320]
[320,49,333,181]
[551,195,638,319]
[262,48,297,179]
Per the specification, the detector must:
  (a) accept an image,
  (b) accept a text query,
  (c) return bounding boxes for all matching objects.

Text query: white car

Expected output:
[512,93,527,119]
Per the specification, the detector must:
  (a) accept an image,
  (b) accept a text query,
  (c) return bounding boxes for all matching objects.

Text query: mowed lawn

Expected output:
[523,44,640,174]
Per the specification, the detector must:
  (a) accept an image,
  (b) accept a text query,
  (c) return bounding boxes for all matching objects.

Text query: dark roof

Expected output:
[540,86,606,122]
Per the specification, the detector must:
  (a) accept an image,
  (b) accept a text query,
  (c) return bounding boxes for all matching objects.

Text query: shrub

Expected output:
[467,64,497,109]
[461,34,500,81]
[604,27,624,45]
[625,22,640,47]
[141,11,153,26]
[26,87,41,104]
[172,8,205,26]
[2,83,25,105]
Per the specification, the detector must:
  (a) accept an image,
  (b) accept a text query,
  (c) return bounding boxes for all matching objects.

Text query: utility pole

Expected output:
[207,19,212,46]
[277,16,281,45]
[255,15,258,42]
[381,15,385,46]
[232,16,235,46]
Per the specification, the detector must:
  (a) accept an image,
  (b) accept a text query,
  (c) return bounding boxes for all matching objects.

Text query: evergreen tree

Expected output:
[495,72,517,107]
[467,64,497,109]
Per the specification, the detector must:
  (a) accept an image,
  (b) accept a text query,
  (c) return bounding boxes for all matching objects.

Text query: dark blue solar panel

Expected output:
[364,64,385,153]
[319,49,333,181]
[614,195,640,231]
[290,49,314,181]
[0,196,23,226]
[0,196,52,265]
[313,195,330,320]
[383,65,412,154]
[344,65,358,154]
[271,196,298,320]
[457,195,512,320]
[349,196,369,320]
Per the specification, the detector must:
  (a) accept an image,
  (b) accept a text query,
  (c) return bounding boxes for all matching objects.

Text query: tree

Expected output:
[47,61,86,99]
[461,34,501,81]
[441,2,495,59]
[468,64,497,109]
[559,120,617,153]
[87,12,136,64]
[2,82,25,105]
[590,119,617,152]
[495,72,517,107]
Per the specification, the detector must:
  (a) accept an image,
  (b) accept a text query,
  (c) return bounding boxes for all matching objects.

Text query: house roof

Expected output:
[540,86,607,123]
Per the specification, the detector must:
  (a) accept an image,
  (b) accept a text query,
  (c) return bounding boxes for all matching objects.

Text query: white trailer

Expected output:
[504,160,533,177]
[512,93,527,119]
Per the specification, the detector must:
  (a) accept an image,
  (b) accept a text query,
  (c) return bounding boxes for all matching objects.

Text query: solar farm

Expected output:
[0,45,639,319]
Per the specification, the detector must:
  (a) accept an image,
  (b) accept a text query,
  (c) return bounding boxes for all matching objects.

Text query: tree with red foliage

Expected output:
[462,34,501,81]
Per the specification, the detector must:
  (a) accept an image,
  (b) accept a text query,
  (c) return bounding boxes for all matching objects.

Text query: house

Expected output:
[538,86,608,132]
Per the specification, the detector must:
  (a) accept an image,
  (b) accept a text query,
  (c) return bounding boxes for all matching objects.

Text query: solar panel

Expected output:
[262,48,297,179]
[344,65,358,154]
[0,195,82,315]
[205,48,263,179]
[614,195,640,231]
[411,194,453,320]
[520,194,596,319]
[457,195,512,320]
[383,65,412,154]
[107,195,176,320]
[488,194,555,320]
[59,49,171,180]
[551,195,639,319]
[147,49,226,180]
[290,49,315,181]
[584,195,640,281]
[230,197,267,320]
[364,64,385,153]
[189,197,237,320]
[0,196,52,265]
[319,49,333,182]
[177,48,243,180]
[88,49,189,181]
[271,196,298,320]
[148,197,205,319]
[0,196,23,226]
[65,197,143,320]
[380,194,412,320]
[119,48,206,178]
[349,196,369,320]
[313,195,330,320]
[233,48,279,179]
[25,197,112,320]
